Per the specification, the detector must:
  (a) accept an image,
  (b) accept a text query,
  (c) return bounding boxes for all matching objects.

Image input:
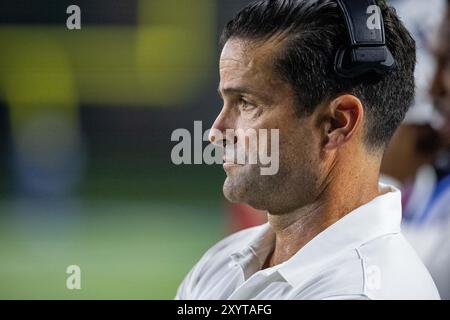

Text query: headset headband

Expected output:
[334,0,396,78]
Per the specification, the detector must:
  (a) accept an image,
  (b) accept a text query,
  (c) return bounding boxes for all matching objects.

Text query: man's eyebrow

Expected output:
[217,86,256,97]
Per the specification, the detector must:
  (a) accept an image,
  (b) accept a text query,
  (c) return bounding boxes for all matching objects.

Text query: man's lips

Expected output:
[223,162,242,171]
[223,157,238,164]
[222,156,244,170]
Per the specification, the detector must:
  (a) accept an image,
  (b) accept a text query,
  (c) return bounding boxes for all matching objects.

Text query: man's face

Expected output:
[211,38,326,214]
[431,11,450,133]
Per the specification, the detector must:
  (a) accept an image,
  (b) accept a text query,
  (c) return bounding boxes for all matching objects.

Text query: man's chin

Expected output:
[223,182,269,212]
[222,165,263,203]
[222,175,252,204]
[222,178,240,203]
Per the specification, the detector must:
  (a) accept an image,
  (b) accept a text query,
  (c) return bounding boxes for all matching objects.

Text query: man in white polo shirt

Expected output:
[176,0,440,300]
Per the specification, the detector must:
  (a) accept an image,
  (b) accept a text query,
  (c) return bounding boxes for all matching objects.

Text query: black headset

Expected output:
[334,0,396,78]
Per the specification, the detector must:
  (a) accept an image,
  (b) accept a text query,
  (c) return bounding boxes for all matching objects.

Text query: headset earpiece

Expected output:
[334,0,396,79]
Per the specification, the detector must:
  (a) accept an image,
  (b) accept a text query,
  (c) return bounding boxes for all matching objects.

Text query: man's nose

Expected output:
[208,108,237,147]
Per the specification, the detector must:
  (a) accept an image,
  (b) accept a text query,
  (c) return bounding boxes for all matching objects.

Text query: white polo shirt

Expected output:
[176,185,440,300]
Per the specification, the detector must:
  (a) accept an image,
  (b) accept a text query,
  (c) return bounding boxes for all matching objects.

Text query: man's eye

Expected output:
[240,98,256,111]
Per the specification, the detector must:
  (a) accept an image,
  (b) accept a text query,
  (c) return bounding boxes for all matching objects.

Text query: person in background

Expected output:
[381,0,450,299]
[427,0,450,300]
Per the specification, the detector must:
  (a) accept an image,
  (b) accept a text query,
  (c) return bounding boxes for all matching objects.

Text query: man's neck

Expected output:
[264,165,380,268]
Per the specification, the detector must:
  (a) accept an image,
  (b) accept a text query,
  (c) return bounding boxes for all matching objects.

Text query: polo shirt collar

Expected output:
[230,223,274,279]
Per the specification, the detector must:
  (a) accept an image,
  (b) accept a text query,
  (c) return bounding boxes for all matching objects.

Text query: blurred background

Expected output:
[0,0,449,299]
[0,0,265,299]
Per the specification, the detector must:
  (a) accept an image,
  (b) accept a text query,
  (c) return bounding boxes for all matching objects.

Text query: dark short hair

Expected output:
[220,0,416,149]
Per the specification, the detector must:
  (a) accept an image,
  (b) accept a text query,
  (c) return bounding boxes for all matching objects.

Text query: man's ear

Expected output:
[322,94,364,150]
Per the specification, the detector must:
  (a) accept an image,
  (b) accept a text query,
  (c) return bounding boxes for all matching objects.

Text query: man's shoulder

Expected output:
[355,232,440,299]
[175,224,266,299]
[294,233,440,300]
